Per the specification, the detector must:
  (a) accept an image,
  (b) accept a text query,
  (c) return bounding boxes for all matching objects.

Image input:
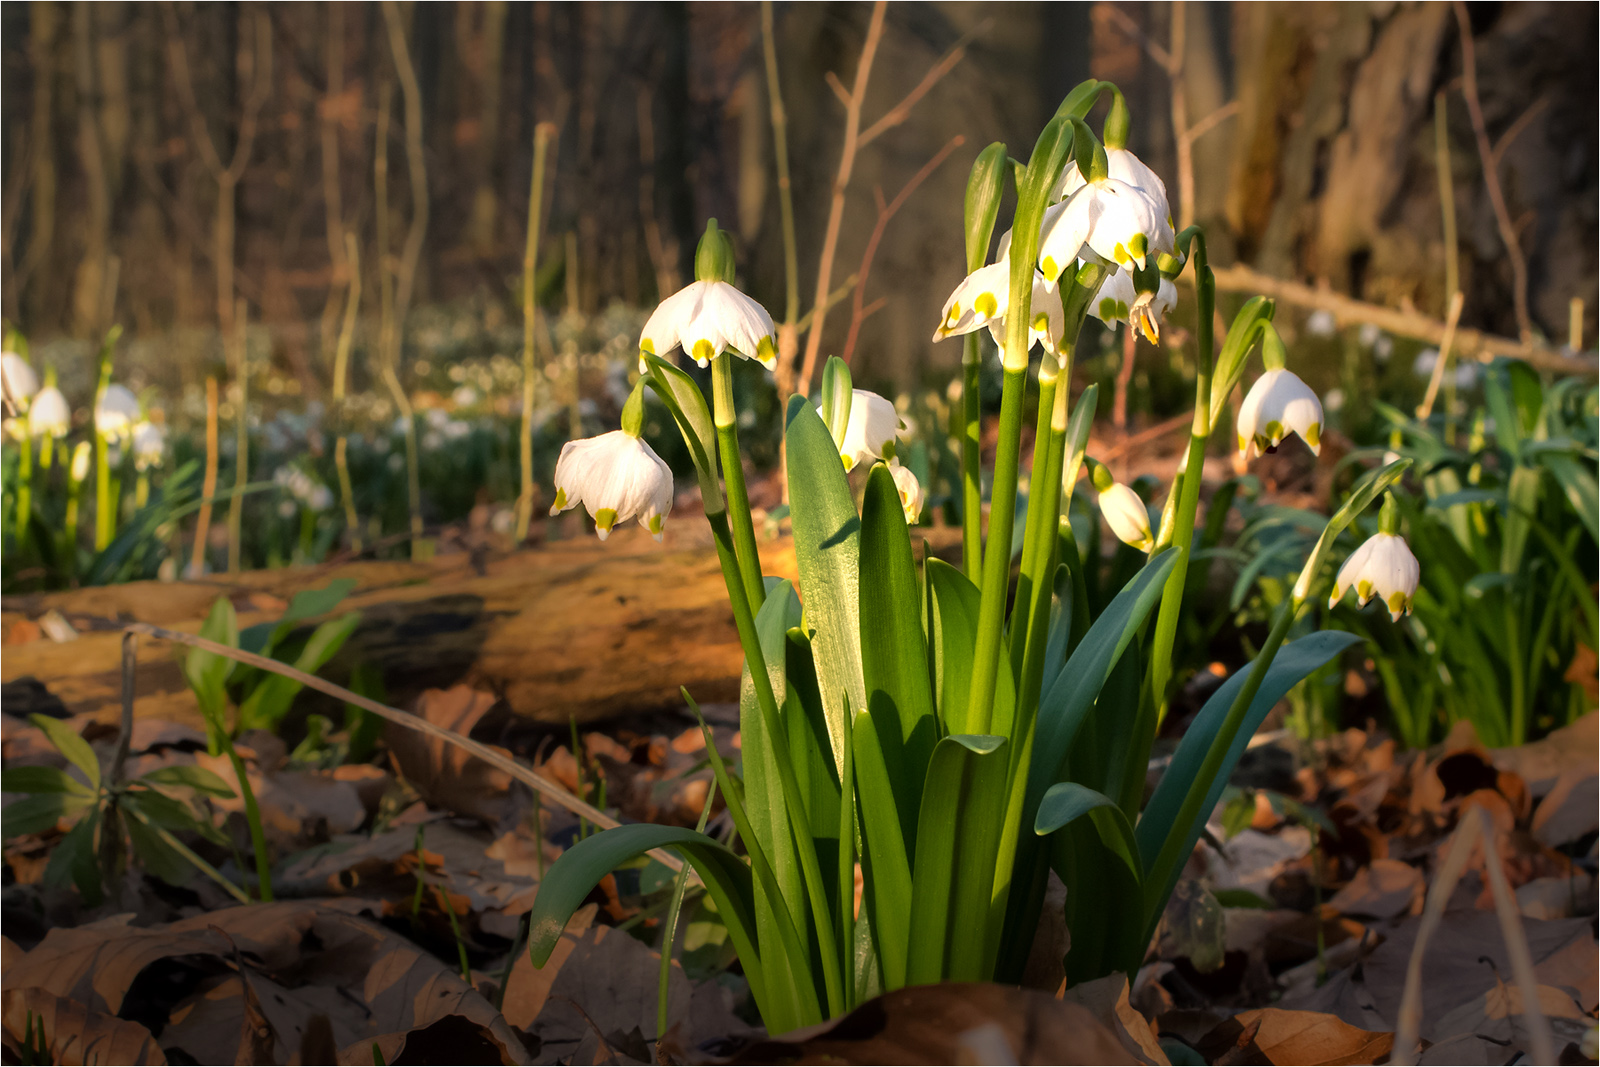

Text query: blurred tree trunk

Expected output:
[70,3,114,337]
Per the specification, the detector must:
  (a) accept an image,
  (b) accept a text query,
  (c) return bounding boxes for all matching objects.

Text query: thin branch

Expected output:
[1101,3,1175,72]
[840,135,964,364]
[94,617,687,875]
[1490,95,1549,169]
[825,71,851,108]
[1452,1,1533,345]
[857,28,981,149]
[1182,100,1239,146]
[793,1,888,400]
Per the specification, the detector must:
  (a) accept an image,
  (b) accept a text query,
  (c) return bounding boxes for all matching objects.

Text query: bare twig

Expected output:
[517,123,556,543]
[190,376,219,577]
[792,1,888,401]
[333,234,363,552]
[100,617,687,875]
[840,135,964,364]
[1418,290,1466,420]
[1490,95,1549,169]
[1210,263,1593,375]
[761,1,800,332]
[1101,4,1173,69]
[857,29,980,148]
[1452,1,1533,345]
[635,89,677,300]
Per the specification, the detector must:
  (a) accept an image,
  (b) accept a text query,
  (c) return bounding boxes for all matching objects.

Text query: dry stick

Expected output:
[1417,290,1466,420]
[1476,807,1557,1066]
[635,90,678,301]
[516,123,556,544]
[333,234,363,552]
[109,619,687,876]
[317,3,350,393]
[791,1,887,401]
[227,298,248,573]
[1452,1,1532,346]
[761,0,801,371]
[838,134,964,365]
[191,376,220,577]
[381,1,429,557]
[1209,264,1594,375]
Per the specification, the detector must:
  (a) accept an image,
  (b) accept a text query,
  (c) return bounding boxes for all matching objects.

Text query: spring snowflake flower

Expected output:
[639,280,778,370]
[1237,369,1323,461]
[932,256,1062,359]
[1,352,38,412]
[1089,270,1177,344]
[1037,161,1174,290]
[551,430,674,541]
[1329,532,1420,622]
[888,459,924,524]
[131,421,165,472]
[29,387,69,438]
[95,384,140,443]
[1098,480,1153,552]
[834,389,907,472]
[1052,145,1172,225]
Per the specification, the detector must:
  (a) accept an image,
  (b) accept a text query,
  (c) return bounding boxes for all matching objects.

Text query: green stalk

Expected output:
[966,364,1027,734]
[706,508,842,1014]
[657,778,719,1045]
[836,707,856,1011]
[333,233,363,553]
[711,353,766,611]
[228,307,248,573]
[961,341,984,583]
[1007,357,1061,677]
[125,806,250,904]
[221,737,274,901]
[94,430,113,550]
[1147,230,1215,726]
[14,429,31,543]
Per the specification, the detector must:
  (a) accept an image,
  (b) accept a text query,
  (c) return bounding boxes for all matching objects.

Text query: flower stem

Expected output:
[960,341,984,584]
[221,737,274,901]
[711,354,765,611]
[707,508,842,1016]
[965,363,1027,735]
[15,432,31,543]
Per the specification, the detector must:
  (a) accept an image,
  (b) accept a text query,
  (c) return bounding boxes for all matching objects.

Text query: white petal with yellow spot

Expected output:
[550,430,675,541]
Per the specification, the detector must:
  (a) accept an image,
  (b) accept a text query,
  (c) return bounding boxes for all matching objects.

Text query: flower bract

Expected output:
[550,430,674,541]
[889,459,924,524]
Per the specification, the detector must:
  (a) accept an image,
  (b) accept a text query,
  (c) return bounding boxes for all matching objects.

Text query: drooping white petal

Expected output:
[1089,270,1178,344]
[932,259,1012,342]
[837,389,905,471]
[889,460,925,524]
[639,281,708,364]
[2,352,38,411]
[95,384,140,442]
[1077,179,1168,269]
[1037,198,1094,291]
[550,430,674,541]
[700,283,779,369]
[1237,369,1324,461]
[1053,147,1168,207]
[1329,533,1418,621]
[1099,481,1153,551]
[29,386,70,438]
[132,421,166,471]
[986,273,1064,359]
[639,280,778,371]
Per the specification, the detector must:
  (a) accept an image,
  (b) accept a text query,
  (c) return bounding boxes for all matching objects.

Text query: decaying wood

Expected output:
[1,525,800,730]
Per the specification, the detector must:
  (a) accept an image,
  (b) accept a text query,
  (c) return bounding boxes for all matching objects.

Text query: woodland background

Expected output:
[0,1,1596,394]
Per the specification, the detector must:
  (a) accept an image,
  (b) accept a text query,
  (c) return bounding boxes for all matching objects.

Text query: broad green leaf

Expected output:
[237,612,362,733]
[43,806,102,905]
[905,734,1009,985]
[859,463,938,850]
[185,597,238,742]
[140,765,236,798]
[1536,454,1598,545]
[240,578,358,657]
[785,395,866,771]
[28,715,100,791]
[123,806,196,887]
[851,708,911,992]
[1137,630,1363,936]
[1,766,93,796]
[525,824,782,1021]
[926,559,1016,739]
[1036,782,1141,882]
[2,792,94,837]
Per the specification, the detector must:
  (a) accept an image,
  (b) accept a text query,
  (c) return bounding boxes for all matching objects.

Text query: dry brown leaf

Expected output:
[1491,712,1598,794]
[387,686,517,824]
[1057,974,1168,1064]
[2,987,166,1065]
[1224,1007,1393,1065]
[729,983,1141,1065]
[1433,978,1588,1050]
[527,922,693,1064]
[494,903,597,1029]
[5,915,224,1015]
[1531,768,1599,848]
[1328,859,1423,919]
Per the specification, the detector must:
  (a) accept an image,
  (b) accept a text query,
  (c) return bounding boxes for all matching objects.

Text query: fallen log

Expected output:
[1,523,803,730]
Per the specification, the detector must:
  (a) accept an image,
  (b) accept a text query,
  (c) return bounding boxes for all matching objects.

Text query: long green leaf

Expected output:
[926,559,1016,739]
[525,823,792,1025]
[1035,783,1141,881]
[185,597,238,742]
[237,612,362,732]
[642,355,721,505]
[1,766,93,796]
[1,792,95,837]
[905,734,1009,985]
[785,395,866,771]
[28,715,99,791]
[240,578,358,658]
[1136,630,1362,934]
[859,463,938,850]
[851,708,911,992]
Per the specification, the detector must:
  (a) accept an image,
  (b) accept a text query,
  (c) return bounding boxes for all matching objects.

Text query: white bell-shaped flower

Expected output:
[888,459,924,524]
[1098,481,1153,552]
[639,280,778,370]
[550,429,674,541]
[932,256,1062,360]
[1089,270,1178,345]
[132,421,166,472]
[95,384,140,443]
[1237,368,1324,461]
[1037,177,1173,290]
[29,386,69,438]
[836,389,907,471]
[2,352,38,411]
[1052,146,1173,227]
[1329,532,1420,622]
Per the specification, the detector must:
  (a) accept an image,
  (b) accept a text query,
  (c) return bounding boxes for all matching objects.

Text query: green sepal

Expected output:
[964,142,1009,271]
[1209,296,1276,427]
[642,353,722,511]
[694,218,736,284]
[620,377,647,437]
[820,357,853,453]
[1101,85,1130,149]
